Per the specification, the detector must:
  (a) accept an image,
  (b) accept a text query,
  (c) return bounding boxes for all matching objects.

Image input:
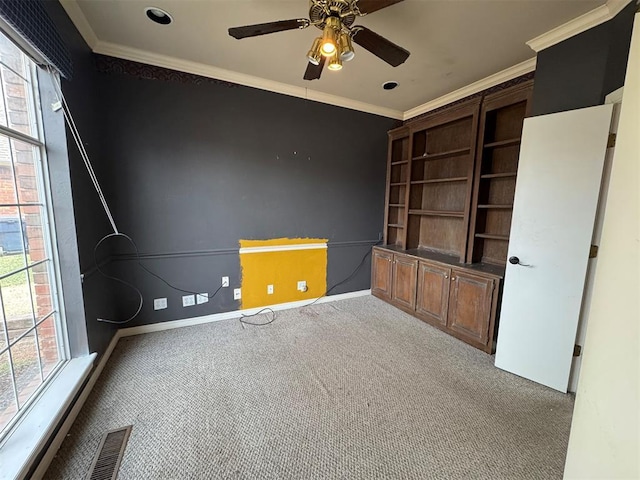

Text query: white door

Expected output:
[494,104,613,392]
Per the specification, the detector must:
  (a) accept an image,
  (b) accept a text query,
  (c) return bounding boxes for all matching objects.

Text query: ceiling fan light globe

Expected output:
[340,50,355,61]
[321,41,336,56]
[338,32,355,61]
[321,18,338,56]
[328,55,342,71]
[307,37,323,65]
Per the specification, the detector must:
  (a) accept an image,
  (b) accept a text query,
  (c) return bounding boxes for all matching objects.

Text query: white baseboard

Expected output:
[119,289,372,337]
[31,332,121,479]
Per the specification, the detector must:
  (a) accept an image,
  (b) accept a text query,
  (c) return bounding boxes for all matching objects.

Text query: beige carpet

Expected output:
[46,296,574,479]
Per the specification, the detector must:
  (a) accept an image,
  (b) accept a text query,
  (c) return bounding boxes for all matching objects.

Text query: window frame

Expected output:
[0,49,70,442]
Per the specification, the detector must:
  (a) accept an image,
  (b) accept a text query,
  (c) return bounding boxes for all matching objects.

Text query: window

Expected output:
[0,31,66,438]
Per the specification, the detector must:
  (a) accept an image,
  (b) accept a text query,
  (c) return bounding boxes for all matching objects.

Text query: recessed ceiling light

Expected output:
[382,81,399,90]
[145,7,173,25]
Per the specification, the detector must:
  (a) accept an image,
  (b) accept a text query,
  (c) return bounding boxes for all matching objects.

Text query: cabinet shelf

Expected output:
[480,172,517,179]
[477,204,513,209]
[388,223,404,228]
[391,160,409,165]
[483,138,521,148]
[410,176,468,185]
[389,203,405,207]
[409,209,465,218]
[475,233,509,241]
[411,147,471,162]
[390,182,406,186]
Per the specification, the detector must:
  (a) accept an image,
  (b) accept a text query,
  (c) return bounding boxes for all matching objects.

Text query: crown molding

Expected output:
[526,0,633,53]
[60,0,632,121]
[402,57,537,121]
[92,41,403,119]
[59,0,98,49]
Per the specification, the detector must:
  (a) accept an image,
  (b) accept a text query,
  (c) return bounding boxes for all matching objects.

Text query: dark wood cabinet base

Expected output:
[372,246,503,353]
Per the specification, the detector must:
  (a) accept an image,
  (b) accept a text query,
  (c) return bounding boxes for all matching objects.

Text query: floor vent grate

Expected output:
[86,425,132,480]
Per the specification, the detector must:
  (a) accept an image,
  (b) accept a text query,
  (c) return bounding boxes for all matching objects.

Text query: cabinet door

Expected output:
[392,255,417,310]
[416,262,451,327]
[371,249,393,300]
[447,270,494,346]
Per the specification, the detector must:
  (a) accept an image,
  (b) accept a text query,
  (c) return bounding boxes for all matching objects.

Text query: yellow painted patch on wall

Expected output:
[239,238,328,309]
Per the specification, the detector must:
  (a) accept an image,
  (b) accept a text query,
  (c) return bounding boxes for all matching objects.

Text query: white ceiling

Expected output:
[64,0,608,117]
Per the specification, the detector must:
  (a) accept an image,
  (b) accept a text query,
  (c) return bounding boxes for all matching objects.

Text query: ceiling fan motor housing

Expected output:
[309,0,356,30]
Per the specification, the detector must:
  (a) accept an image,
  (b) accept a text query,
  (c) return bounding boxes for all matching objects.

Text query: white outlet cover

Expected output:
[182,294,195,307]
[233,288,241,300]
[297,281,307,291]
[153,298,167,310]
[267,284,274,294]
[196,293,209,304]
[222,276,229,287]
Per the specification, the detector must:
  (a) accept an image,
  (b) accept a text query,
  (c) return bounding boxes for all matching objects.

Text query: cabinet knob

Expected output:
[451,277,455,281]
[444,275,448,279]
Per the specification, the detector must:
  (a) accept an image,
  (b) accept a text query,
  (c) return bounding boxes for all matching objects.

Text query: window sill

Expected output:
[0,354,96,480]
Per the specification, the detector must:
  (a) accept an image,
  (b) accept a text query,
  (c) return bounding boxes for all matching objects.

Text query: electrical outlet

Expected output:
[267,284,274,295]
[222,276,229,287]
[233,288,241,300]
[153,298,167,310]
[297,280,307,292]
[196,293,209,304]
[182,294,195,307]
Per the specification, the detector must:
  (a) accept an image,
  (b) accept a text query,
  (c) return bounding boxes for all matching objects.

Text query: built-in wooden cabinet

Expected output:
[416,262,450,327]
[371,248,393,300]
[467,83,533,265]
[446,270,496,349]
[376,81,532,353]
[405,99,481,261]
[392,254,418,310]
[373,247,502,353]
[372,250,418,310]
[384,126,410,247]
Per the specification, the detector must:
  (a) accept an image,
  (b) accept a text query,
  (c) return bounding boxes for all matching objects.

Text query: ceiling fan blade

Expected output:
[356,0,405,15]
[352,26,410,67]
[228,19,309,39]
[303,57,326,81]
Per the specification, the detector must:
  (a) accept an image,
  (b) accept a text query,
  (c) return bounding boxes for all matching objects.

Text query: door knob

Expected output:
[509,256,531,267]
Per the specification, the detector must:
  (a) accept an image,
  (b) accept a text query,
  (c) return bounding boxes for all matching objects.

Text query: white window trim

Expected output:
[0,354,95,480]
[0,31,81,476]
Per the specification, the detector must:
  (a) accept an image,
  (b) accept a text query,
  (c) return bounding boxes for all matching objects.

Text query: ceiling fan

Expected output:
[228,0,410,80]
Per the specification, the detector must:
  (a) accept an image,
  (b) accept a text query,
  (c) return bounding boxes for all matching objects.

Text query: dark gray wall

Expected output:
[41,1,118,357]
[532,1,636,116]
[97,70,396,326]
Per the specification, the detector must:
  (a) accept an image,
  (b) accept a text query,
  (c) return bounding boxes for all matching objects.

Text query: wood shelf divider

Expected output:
[391,160,409,165]
[480,172,518,179]
[483,138,521,148]
[409,209,465,218]
[475,233,509,241]
[411,147,471,162]
[410,176,468,185]
[388,223,404,228]
[389,203,405,207]
[477,204,513,209]
[390,182,406,186]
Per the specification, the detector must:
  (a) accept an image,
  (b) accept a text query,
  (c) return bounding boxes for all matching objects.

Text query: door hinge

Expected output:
[573,344,582,357]
[589,245,599,258]
[607,133,616,148]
